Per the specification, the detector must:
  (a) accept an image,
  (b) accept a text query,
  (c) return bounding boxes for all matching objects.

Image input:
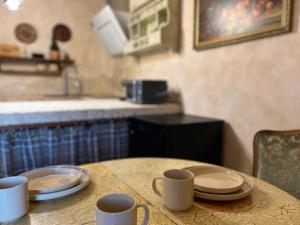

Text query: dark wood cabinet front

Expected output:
[129,114,224,165]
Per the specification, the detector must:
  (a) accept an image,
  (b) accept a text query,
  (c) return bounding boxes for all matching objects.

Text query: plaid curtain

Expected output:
[0,119,128,177]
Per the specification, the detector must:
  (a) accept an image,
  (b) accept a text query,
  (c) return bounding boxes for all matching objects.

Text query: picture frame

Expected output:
[194,0,293,50]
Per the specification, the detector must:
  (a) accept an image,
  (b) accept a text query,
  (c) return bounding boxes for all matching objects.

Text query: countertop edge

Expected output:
[0,99,182,127]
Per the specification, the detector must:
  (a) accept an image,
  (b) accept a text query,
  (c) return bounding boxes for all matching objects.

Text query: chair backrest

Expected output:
[253,130,300,199]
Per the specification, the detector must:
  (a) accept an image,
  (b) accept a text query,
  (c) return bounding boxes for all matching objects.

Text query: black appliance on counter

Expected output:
[121,80,168,104]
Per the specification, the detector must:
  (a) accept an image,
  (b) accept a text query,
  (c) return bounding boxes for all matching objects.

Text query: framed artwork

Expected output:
[194,0,293,50]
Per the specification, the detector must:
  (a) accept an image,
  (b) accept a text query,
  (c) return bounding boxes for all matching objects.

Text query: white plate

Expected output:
[184,166,244,194]
[193,174,254,201]
[21,166,82,194]
[21,165,91,201]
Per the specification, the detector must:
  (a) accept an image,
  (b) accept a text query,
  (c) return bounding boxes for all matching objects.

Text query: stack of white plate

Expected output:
[20,165,91,201]
[184,166,254,201]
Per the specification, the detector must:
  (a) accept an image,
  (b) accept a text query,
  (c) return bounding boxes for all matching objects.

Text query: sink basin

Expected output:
[0,95,84,102]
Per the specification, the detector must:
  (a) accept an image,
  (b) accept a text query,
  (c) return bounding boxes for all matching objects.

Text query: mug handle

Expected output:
[136,204,149,225]
[152,177,163,198]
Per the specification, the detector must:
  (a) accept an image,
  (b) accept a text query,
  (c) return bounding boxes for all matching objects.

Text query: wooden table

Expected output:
[9,158,300,225]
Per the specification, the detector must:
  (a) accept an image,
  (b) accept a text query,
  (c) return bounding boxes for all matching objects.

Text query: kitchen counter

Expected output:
[0,98,181,127]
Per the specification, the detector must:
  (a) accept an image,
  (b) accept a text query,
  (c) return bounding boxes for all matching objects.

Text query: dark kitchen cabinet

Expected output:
[129,114,224,165]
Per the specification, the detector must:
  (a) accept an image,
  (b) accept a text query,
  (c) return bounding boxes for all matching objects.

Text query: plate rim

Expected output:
[184,166,244,194]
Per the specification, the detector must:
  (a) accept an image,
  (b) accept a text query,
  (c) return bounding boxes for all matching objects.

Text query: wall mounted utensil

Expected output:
[53,24,72,42]
[15,23,38,44]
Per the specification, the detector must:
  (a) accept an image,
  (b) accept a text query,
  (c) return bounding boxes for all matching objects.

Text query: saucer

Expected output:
[20,165,91,201]
[29,166,91,201]
[21,166,82,194]
[193,174,254,201]
[184,166,244,194]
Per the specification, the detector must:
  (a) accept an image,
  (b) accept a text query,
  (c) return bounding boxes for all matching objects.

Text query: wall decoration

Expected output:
[15,23,38,44]
[53,24,72,42]
[194,0,293,50]
[124,0,180,55]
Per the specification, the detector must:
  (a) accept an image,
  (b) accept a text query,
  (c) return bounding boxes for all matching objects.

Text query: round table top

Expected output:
[9,158,300,225]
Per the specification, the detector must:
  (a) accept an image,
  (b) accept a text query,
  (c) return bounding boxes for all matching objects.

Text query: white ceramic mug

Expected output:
[152,169,194,211]
[96,193,149,225]
[0,176,29,223]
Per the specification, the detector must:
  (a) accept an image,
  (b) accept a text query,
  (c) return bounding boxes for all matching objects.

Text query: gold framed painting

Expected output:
[194,0,293,50]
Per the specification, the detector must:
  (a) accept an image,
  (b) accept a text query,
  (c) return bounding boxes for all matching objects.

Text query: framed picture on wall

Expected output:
[194,0,293,50]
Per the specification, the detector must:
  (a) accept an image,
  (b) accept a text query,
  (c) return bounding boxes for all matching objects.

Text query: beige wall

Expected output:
[0,0,116,97]
[114,0,300,173]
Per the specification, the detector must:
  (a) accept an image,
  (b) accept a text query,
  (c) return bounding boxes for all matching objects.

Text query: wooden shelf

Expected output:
[0,70,61,76]
[0,57,74,76]
[0,57,74,65]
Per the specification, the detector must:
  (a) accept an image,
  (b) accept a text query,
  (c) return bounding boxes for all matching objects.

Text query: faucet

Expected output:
[62,65,81,96]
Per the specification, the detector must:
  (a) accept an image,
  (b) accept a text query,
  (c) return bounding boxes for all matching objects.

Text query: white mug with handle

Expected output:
[0,176,29,223]
[96,193,149,225]
[152,169,194,211]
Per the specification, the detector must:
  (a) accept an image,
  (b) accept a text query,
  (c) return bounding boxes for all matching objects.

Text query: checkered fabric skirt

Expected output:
[0,119,129,177]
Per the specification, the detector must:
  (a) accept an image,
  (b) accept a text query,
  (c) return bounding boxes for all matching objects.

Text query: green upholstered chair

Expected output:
[253,130,300,199]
